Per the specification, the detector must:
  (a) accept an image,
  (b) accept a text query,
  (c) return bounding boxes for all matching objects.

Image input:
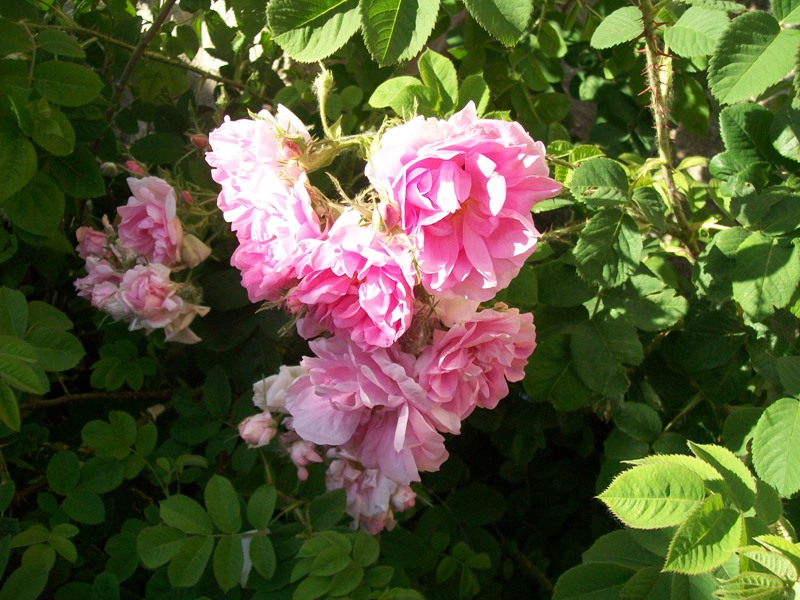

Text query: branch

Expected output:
[107,0,178,119]
[21,389,175,410]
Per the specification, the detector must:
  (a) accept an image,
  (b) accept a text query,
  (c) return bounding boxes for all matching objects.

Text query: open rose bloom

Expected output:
[74,176,210,343]
[208,103,561,532]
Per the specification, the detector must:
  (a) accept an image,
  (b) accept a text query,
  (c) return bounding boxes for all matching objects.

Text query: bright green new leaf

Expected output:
[552,563,635,599]
[756,535,800,573]
[136,526,185,569]
[249,535,276,580]
[751,397,800,497]
[213,535,243,592]
[462,0,533,46]
[732,232,800,321]
[773,0,800,24]
[715,572,786,598]
[2,172,65,237]
[664,7,729,58]
[0,381,19,432]
[160,494,214,535]
[46,451,80,495]
[590,7,642,50]
[204,475,242,534]
[360,0,440,65]
[738,547,797,580]
[568,157,629,207]
[36,29,85,58]
[708,11,800,105]
[33,60,104,107]
[267,0,361,62]
[417,48,458,112]
[598,463,706,529]
[573,209,642,288]
[457,73,490,115]
[688,442,756,511]
[247,484,277,530]
[368,76,436,117]
[167,536,214,588]
[0,119,36,201]
[664,494,742,574]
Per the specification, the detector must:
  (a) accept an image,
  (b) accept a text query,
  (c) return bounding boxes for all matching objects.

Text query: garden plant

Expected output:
[2,0,800,598]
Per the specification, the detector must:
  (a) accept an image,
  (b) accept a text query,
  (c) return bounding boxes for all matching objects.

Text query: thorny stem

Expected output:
[638,0,698,257]
[20,388,175,410]
[107,0,179,120]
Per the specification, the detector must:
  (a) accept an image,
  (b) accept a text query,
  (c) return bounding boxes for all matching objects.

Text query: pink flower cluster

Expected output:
[74,176,211,344]
[211,103,559,532]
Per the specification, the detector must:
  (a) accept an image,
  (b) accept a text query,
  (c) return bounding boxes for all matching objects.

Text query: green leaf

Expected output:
[462,0,533,46]
[247,484,277,530]
[26,328,84,372]
[63,489,105,524]
[590,7,642,49]
[167,536,214,588]
[568,157,629,207]
[46,451,80,495]
[129,133,185,165]
[32,107,75,156]
[81,420,130,460]
[329,561,364,596]
[33,61,104,107]
[755,534,800,573]
[708,11,800,105]
[368,76,436,117]
[598,463,706,529]
[213,535,243,592]
[49,535,77,562]
[778,356,800,395]
[309,489,346,530]
[0,563,48,600]
[79,457,123,494]
[47,146,106,198]
[688,442,756,511]
[267,0,361,62]
[360,0,440,65]
[0,480,14,512]
[352,531,379,568]
[0,119,36,201]
[3,172,65,237]
[417,48,458,112]
[601,274,688,331]
[0,19,29,57]
[204,475,242,534]
[0,381,19,431]
[751,397,800,497]
[36,29,85,58]
[571,314,643,397]
[732,232,800,321]
[573,209,642,289]
[293,575,332,600]
[739,546,798,580]
[248,535,276,580]
[614,403,661,443]
[626,455,724,482]
[719,103,779,168]
[137,526,185,569]
[450,482,506,525]
[664,7,729,58]
[311,545,352,576]
[553,563,635,599]
[0,287,28,337]
[523,334,592,410]
[160,495,214,535]
[458,74,490,115]
[773,0,800,24]
[202,366,231,419]
[581,530,664,569]
[0,336,48,395]
[10,525,50,547]
[663,493,743,574]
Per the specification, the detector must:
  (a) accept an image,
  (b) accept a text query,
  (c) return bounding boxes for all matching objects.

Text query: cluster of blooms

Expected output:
[207,102,561,532]
[74,176,211,344]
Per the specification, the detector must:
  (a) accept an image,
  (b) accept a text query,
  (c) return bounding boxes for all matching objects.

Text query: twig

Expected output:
[21,389,175,410]
[106,0,178,120]
[509,545,555,593]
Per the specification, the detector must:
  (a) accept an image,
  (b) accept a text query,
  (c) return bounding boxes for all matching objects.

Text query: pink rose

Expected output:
[284,334,446,484]
[205,106,310,225]
[117,177,183,265]
[117,263,184,332]
[415,305,536,431]
[163,301,210,344]
[74,257,128,320]
[75,227,109,259]
[238,412,277,448]
[366,102,561,301]
[326,454,416,534]
[291,210,416,348]
[285,437,324,481]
